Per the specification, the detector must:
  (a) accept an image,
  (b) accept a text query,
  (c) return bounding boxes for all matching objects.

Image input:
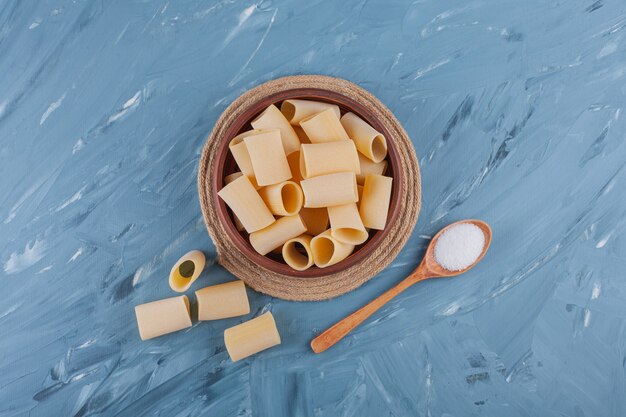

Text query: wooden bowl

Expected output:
[212,88,402,278]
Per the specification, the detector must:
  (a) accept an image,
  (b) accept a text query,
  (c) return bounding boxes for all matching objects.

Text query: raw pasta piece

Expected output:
[359,174,393,230]
[169,250,206,292]
[258,181,303,216]
[249,214,307,255]
[224,312,281,362]
[287,151,304,182]
[224,172,245,231]
[299,108,350,143]
[357,185,364,208]
[229,130,261,188]
[299,141,360,179]
[328,203,369,245]
[280,99,340,125]
[196,280,250,321]
[224,172,243,183]
[299,207,329,236]
[135,295,192,341]
[251,104,300,155]
[300,172,358,208]
[293,125,310,144]
[356,153,387,185]
[310,229,355,268]
[340,112,388,163]
[244,130,292,186]
[282,234,314,271]
[218,175,275,233]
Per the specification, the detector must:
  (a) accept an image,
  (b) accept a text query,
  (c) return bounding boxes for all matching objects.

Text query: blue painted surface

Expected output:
[1,0,626,415]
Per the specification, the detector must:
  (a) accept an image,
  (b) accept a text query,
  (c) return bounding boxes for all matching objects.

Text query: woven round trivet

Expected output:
[198,75,421,301]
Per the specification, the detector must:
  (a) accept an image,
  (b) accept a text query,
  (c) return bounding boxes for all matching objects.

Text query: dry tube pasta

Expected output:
[250,104,301,155]
[224,312,281,362]
[229,130,274,188]
[299,141,360,179]
[258,181,303,216]
[356,153,387,185]
[340,112,388,163]
[196,280,250,321]
[328,203,369,245]
[359,174,393,230]
[249,214,307,255]
[224,172,245,231]
[310,229,355,268]
[135,295,192,341]
[300,172,358,208]
[299,108,350,143]
[169,250,206,293]
[280,99,340,125]
[243,129,292,186]
[282,234,314,271]
[218,175,275,233]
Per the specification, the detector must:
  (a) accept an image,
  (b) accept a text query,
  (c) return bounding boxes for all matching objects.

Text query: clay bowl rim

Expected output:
[212,88,403,278]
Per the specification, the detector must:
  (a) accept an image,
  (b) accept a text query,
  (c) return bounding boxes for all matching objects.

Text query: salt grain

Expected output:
[434,223,485,271]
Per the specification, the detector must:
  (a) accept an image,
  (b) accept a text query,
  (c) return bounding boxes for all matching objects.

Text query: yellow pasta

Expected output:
[196,280,250,321]
[299,108,350,143]
[249,214,307,255]
[300,172,358,208]
[356,153,388,185]
[340,112,388,163]
[224,172,243,183]
[251,104,300,155]
[280,99,340,125]
[258,181,303,216]
[310,229,355,268]
[224,172,245,231]
[287,151,304,182]
[169,250,206,292]
[299,141,360,179]
[218,175,275,233]
[224,312,281,362]
[244,129,292,186]
[328,203,368,245]
[299,207,329,235]
[229,131,261,188]
[135,296,192,340]
[282,234,314,271]
[359,174,393,230]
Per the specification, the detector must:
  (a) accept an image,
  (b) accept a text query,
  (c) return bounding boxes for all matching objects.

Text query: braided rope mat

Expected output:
[198,75,421,301]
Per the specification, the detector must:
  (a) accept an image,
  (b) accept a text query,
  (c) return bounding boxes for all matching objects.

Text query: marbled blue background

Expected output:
[2,0,626,416]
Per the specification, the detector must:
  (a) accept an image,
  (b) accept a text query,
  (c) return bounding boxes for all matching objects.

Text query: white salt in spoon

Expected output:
[311,219,492,353]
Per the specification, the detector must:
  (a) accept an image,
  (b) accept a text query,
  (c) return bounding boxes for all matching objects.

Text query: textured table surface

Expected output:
[2,1,626,416]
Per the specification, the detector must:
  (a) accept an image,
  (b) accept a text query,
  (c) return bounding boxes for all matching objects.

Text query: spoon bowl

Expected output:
[311,219,492,353]
[420,219,492,278]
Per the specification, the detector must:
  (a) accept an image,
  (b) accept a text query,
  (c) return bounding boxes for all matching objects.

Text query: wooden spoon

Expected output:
[310,219,492,354]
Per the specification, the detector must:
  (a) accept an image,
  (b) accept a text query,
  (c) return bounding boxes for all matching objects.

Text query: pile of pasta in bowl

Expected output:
[218,99,393,272]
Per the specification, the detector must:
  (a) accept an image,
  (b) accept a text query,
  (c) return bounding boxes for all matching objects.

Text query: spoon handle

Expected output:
[310,267,429,353]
